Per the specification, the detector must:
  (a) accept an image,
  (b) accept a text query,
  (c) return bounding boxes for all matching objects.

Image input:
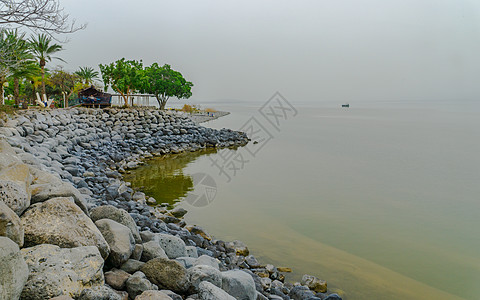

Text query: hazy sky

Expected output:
[58,0,480,103]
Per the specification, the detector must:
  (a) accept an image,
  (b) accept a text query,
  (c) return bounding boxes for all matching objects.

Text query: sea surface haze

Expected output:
[126,99,480,300]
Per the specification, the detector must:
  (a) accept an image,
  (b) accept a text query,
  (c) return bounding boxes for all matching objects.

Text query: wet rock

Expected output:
[96,219,135,267]
[21,197,110,258]
[225,240,249,256]
[288,286,316,300]
[245,255,261,268]
[21,244,104,300]
[301,274,327,293]
[171,207,187,218]
[0,237,29,300]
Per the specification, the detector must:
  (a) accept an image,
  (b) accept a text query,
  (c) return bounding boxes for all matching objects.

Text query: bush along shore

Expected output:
[0,107,342,300]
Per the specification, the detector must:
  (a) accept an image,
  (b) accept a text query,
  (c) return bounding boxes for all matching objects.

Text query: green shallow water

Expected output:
[125,101,480,300]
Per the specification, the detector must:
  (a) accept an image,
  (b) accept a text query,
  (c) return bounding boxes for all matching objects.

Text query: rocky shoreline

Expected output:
[0,107,342,300]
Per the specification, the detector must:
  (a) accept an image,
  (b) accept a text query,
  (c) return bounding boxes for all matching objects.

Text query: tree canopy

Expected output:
[141,63,193,110]
[99,59,193,109]
[99,58,144,107]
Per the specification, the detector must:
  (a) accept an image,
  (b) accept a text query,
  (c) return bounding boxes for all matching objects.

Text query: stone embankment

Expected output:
[0,107,342,300]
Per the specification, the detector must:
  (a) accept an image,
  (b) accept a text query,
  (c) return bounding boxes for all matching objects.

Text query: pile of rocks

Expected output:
[0,108,342,300]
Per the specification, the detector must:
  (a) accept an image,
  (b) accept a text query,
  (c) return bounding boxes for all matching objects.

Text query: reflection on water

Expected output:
[124,149,218,207]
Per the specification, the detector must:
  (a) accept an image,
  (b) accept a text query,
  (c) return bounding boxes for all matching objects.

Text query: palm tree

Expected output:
[0,29,37,105]
[7,30,38,106]
[28,33,65,96]
[75,66,99,85]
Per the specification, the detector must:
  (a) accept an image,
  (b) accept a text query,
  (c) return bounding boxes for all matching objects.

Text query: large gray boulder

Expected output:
[21,244,104,299]
[0,180,30,216]
[0,162,32,215]
[95,219,135,267]
[90,205,142,243]
[21,197,110,258]
[198,281,236,300]
[187,265,222,292]
[0,237,29,300]
[0,140,22,169]
[29,167,88,215]
[221,270,256,300]
[152,233,187,259]
[141,240,168,262]
[0,201,24,246]
[194,255,220,270]
[126,271,158,300]
[140,258,190,294]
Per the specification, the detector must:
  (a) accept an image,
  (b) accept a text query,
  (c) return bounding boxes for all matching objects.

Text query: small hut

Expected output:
[78,86,112,107]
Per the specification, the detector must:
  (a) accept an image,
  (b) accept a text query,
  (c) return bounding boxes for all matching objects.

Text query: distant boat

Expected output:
[342,103,350,108]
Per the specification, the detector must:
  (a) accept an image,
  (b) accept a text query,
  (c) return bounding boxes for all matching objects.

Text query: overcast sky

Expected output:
[58,0,480,104]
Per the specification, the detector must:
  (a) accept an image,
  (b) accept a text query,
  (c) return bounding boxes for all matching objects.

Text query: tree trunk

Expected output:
[0,84,4,105]
[14,78,20,107]
[155,95,168,110]
[41,66,46,96]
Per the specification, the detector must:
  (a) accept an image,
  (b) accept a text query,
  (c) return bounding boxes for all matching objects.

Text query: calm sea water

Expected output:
[126,100,480,300]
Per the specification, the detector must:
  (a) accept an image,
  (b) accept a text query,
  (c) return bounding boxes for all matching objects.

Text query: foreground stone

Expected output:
[0,180,30,216]
[187,265,222,292]
[90,205,142,244]
[0,237,29,300]
[126,271,158,300]
[152,233,187,259]
[140,258,190,294]
[141,240,168,262]
[95,219,135,267]
[135,290,172,300]
[21,197,110,258]
[301,274,327,293]
[78,285,125,300]
[221,270,257,300]
[105,269,131,290]
[0,201,24,246]
[198,281,236,300]
[21,244,104,299]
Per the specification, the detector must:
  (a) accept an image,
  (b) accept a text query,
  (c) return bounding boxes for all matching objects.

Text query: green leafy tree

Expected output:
[75,66,99,85]
[141,63,193,110]
[99,58,143,107]
[48,67,79,104]
[29,33,64,96]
